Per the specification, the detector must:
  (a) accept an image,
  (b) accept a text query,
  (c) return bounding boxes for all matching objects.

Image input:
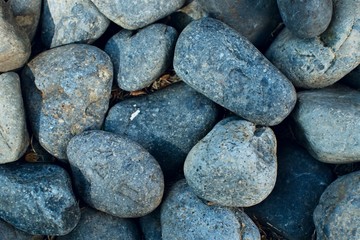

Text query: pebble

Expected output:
[0,0,31,72]
[90,0,186,30]
[0,219,35,240]
[105,82,219,177]
[67,130,164,218]
[313,170,360,240]
[139,208,162,240]
[266,0,360,88]
[246,142,334,240]
[104,24,178,91]
[174,17,297,126]
[21,44,113,160]
[291,85,360,164]
[0,163,80,236]
[57,207,141,240]
[0,72,29,164]
[42,0,109,48]
[184,117,277,207]
[161,180,260,240]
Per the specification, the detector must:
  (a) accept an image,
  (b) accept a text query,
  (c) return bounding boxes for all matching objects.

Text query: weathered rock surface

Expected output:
[21,44,113,160]
[67,130,164,218]
[0,219,36,240]
[0,72,29,164]
[0,163,80,236]
[174,17,296,126]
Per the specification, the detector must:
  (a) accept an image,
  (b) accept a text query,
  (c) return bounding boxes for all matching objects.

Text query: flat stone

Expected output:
[246,142,334,240]
[0,1,31,72]
[0,72,29,164]
[313,171,360,240]
[42,0,109,48]
[139,208,162,240]
[21,44,113,160]
[104,24,178,91]
[0,219,35,240]
[104,82,219,177]
[174,17,296,126]
[0,163,80,236]
[184,117,277,207]
[266,0,360,88]
[90,0,186,30]
[67,130,164,218]
[58,207,141,240]
[291,85,360,163]
[161,180,260,240]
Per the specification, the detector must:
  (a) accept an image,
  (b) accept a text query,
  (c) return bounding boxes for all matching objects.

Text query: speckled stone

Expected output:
[313,171,360,240]
[161,180,260,240]
[90,0,186,30]
[277,0,332,38]
[174,17,296,126]
[104,24,178,91]
[266,0,360,88]
[0,72,29,164]
[57,207,141,240]
[139,208,162,240]
[0,1,31,72]
[184,117,277,207]
[104,82,219,177]
[291,85,360,163]
[42,0,109,48]
[67,130,164,218]
[0,163,80,236]
[21,44,113,160]
[0,219,36,240]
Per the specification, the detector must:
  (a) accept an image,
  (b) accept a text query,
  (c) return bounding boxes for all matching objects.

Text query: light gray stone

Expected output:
[184,118,277,207]
[266,0,360,88]
[174,17,296,126]
[0,72,29,164]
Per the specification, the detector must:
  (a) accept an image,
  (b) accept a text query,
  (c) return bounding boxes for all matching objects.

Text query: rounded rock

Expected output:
[0,219,35,240]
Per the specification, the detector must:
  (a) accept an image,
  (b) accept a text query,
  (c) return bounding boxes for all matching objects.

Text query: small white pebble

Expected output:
[130,109,140,121]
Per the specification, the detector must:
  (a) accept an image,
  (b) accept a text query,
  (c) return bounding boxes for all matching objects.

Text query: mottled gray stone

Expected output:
[104,82,219,177]
[313,171,360,240]
[42,0,109,48]
[184,118,277,207]
[0,219,36,240]
[58,207,141,240]
[291,85,360,163]
[277,0,332,38]
[67,130,164,218]
[21,44,113,160]
[246,142,334,240]
[139,208,162,240]
[266,0,360,88]
[0,163,80,236]
[9,0,41,41]
[0,1,30,72]
[174,18,296,126]
[104,24,178,91]
[161,180,260,240]
[196,0,281,48]
[341,65,360,89]
[90,0,186,30]
[0,72,29,164]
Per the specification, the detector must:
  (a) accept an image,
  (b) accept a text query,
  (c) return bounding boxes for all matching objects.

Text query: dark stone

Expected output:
[341,65,360,90]
[104,24,178,91]
[246,142,334,240]
[314,171,360,240]
[0,219,37,240]
[104,82,220,177]
[174,17,296,126]
[277,0,332,38]
[139,208,162,240]
[21,44,113,160]
[67,130,164,218]
[58,207,141,240]
[0,163,80,236]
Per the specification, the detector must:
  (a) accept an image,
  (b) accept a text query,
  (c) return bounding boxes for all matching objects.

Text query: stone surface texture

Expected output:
[139,208,162,240]
[0,219,35,240]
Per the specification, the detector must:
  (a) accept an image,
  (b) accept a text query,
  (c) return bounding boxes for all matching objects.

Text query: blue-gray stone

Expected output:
[139,208,162,240]
[67,130,164,218]
[104,82,220,177]
[174,17,297,126]
[313,171,360,240]
[0,219,36,240]
[0,163,80,236]
[21,44,113,160]
[246,142,334,240]
[42,0,109,48]
[104,24,178,91]
[184,117,277,207]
